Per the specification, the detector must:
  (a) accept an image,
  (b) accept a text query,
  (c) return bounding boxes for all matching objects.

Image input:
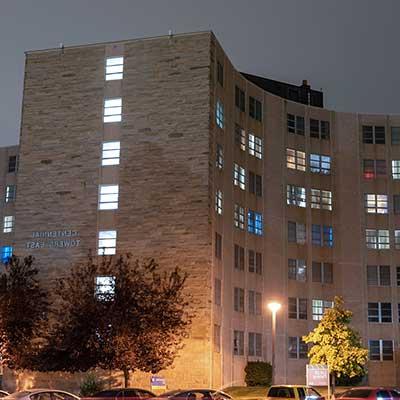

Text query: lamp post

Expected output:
[268,301,281,384]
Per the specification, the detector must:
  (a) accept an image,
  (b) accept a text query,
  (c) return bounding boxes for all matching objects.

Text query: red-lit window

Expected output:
[364,159,375,179]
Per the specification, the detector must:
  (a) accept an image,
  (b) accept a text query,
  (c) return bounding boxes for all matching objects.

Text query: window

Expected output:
[249,172,262,197]
[95,276,115,300]
[233,163,246,190]
[215,190,223,215]
[287,149,306,171]
[288,337,308,359]
[310,154,331,174]
[368,302,392,323]
[234,244,245,271]
[234,287,244,312]
[98,230,117,255]
[233,330,244,355]
[4,185,16,203]
[249,97,262,122]
[105,57,124,80]
[249,250,262,274]
[288,221,306,244]
[3,216,14,233]
[364,194,388,214]
[214,324,221,352]
[363,125,385,144]
[288,297,307,319]
[234,204,245,230]
[8,155,17,173]
[255,252,262,274]
[248,134,263,159]
[216,100,224,129]
[312,299,333,320]
[235,124,246,151]
[216,144,224,169]
[287,114,304,135]
[312,262,333,284]
[214,278,221,306]
[287,185,306,207]
[103,98,122,123]
[215,232,222,259]
[102,141,120,166]
[235,86,245,112]
[311,189,332,210]
[395,230,400,249]
[288,259,307,282]
[1,246,12,264]
[310,119,330,140]
[397,267,400,286]
[363,159,386,179]
[392,160,400,179]
[248,291,262,315]
[312,225,333,247]
[98,185,119,210]
[391,127,400,145]
[369,340,393,361]
[248,332,262,357]
[366,229,390,249]
[367,265,391,286]
[394,195,400,214]
[248,210,263,236]
[217,61,224,86]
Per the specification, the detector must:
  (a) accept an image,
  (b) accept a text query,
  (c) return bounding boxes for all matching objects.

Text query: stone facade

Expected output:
[1,31,400,391]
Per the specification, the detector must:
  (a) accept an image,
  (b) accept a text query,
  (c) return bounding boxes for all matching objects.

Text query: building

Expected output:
[1,30,400,389]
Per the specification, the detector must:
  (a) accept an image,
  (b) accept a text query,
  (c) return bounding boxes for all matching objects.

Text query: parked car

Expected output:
[266,385,324,400]
[3,389,79,400]
[154,389,232,400]
[81,389,155,400]
[335,388,400,400]
[0,392,10,398]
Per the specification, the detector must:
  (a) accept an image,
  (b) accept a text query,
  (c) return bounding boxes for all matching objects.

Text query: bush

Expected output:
[244,361,272,387]
[335,372,365,387]
[80,373,104,397]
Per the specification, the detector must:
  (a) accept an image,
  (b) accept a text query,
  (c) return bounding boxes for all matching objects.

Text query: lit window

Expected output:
[395,230,400,250]
[215,190,223,215]
[288,337,308,359]
[367,265,391,286]
[3,216,14,233]
[5,185,16,203]
[105,57,124,81]
[102,141,120,166]
[1,246,12,264]
[288,259,307,282]
[366,229,390,250]
[98,185,119,210]
[392,160,400,179]
[312,299,333,320]
[233,163,246,190]
[287,185,306,207]
[368,302,392,323]
[287,148,306,171]
[369,340,393,361]
[288,297,307,319]
[248,332,262,357]
[248,210,263,236]
[363,159,386,179]
[311,189,332,210]
[234,204,245,230]
[312,225,333,247]
[103,98,122,123]
[248,134,263,159]
[216,144,223,169]
[98,230,117,255]
[216,100,224,129]
[363,126,385,144]
[235,124,246,151]
[287,114,304,135]
[310,154,331,174]
[288,221,306,244]
[95,276,115,300]
[8,156,17,173]
[364,194,388,214]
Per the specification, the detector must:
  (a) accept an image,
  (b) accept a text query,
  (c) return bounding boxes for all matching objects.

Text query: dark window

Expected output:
[310,119,319,138]
[249,96,262,122]
[321,120,330,139]
[233,330,244,355]
[215,233,222,259]
[312,262,333,284]
[296,116,305,135]
[395,195,400,214]
[217,61,223,86]
[235,86,245,112]
[248,249,255,272]
[363,125,385,144]
[234,287,244,312]
[234,244,244,271]
[375,126,386,144]
[376,159,387,176]
[214,278,221,306]
[362,126,374,144]
[249,171,262,197]
[391,127,400,145]
[256,252,262,274]
[8,156,17,173]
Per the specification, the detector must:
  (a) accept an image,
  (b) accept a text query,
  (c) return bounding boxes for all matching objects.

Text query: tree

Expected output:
[302,296,368,391]
[0,255,49,370]
[37,253,192,387]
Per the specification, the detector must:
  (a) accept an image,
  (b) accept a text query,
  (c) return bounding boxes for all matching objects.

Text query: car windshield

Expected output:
[341,390,372,398]
[268,388,295,398]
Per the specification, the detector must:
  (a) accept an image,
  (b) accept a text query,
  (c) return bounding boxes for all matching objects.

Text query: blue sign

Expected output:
[151,376,166,390]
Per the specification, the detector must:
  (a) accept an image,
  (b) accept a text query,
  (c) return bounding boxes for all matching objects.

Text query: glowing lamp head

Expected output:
[268,302,282,313]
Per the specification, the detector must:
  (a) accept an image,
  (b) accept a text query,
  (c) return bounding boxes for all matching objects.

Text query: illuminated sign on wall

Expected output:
[26,230,81,249]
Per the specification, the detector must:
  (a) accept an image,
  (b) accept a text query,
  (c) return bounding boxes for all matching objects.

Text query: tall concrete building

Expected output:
[1,31,400,389]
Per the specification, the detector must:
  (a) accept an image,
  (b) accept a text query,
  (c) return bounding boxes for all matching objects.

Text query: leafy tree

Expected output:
[303,296,368,391]
[37,253,192,387]
[0,255,49,370]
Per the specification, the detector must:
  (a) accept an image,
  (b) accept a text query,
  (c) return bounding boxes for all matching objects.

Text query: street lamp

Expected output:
[268,301,281,384]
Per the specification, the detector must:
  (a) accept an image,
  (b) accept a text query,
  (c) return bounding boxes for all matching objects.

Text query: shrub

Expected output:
[80,373,104,397]
[335,372,365,386]
[244,361,272,387]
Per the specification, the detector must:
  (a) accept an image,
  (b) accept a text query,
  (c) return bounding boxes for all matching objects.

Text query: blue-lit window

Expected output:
[248,210,263,236]
[312,225,333,248]
[216,100,224,129]
[1,246,12,264]
[323,226,333,247]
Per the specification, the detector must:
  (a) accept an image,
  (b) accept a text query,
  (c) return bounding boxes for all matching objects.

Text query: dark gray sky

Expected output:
[1,0,399,146]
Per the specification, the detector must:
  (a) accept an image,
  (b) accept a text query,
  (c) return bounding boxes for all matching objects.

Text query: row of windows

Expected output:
[367,265,400,286]
[365,229,400,250]
[234,126,263,159]
[233,245,262,274]
[234,205,263,236]
[288,259,333,284]
[233,287,262,314]
[287,114,330,140]
[287,149,331,174]
[289,298,333,321]
[287,185,332,210]
[231,329,262,356]
[288,221,334,247]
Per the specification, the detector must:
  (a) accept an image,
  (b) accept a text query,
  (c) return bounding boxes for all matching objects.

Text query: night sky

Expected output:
[1,0,399,146]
